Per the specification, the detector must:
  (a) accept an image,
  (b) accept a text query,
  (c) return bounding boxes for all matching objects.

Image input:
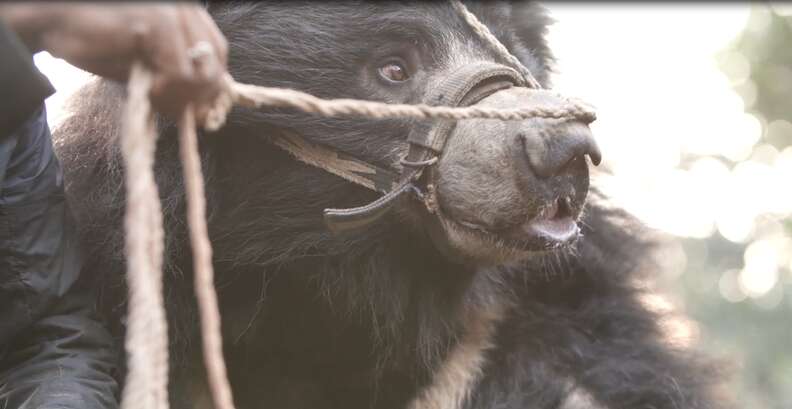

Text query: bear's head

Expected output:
[204,1,601,268]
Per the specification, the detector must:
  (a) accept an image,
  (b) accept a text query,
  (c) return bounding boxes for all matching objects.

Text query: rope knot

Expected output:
[202,73,236,132]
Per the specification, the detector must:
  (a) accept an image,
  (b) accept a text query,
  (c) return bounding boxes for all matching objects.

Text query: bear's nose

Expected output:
[518,121,601,179]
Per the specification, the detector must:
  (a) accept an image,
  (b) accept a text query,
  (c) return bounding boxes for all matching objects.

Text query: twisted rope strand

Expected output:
[229,81,595,123]
[450,0,542,89]
[179,109,236,409]
[120,63,170,409]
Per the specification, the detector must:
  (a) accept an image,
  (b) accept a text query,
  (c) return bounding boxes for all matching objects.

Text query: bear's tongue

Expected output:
[524,198,579,243]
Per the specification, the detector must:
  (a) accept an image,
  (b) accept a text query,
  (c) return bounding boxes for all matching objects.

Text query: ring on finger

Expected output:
[187,40,214,61]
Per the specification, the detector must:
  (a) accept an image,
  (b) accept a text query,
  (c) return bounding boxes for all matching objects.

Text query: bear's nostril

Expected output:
[587,140,602,166]
[518,125,600,178]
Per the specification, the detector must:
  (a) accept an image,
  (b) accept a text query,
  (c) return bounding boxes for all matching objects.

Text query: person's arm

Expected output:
[0,5,231,408]
[0,2,229,124]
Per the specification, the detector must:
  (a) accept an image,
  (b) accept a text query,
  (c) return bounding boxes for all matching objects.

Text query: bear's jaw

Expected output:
[427,207,582,267]
[412,183,586,266]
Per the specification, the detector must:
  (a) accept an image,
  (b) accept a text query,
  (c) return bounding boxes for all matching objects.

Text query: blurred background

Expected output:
[546,3,792,409]
[35,3,791,408]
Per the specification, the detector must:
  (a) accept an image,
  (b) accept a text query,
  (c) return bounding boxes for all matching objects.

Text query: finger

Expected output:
[179,6,222,92]
[191,6,228,68]
[145,8,195,118]
[141,7,193,79]
[182,4,229,80]
[178,5,225,122]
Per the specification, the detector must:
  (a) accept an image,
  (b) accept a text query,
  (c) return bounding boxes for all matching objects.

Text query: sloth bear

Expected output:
[54,2,731,409]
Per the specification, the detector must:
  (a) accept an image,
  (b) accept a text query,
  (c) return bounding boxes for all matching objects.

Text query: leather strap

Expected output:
[324,180,416,231]
[269,131,400,194]
[407,61,524,153]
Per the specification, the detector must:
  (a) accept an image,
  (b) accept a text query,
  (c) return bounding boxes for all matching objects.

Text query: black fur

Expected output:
[54,2,731,408]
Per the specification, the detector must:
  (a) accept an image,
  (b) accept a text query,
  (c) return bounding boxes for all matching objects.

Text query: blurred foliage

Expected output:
[666,6,792,409]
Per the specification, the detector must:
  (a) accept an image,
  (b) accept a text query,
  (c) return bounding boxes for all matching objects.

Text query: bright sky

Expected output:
[35,4,792,302]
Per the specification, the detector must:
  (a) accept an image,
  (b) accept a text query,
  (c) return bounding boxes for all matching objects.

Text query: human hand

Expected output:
[0,2,229,124]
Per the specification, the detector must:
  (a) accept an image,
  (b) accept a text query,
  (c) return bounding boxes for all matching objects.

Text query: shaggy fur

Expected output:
[54,2,732,409]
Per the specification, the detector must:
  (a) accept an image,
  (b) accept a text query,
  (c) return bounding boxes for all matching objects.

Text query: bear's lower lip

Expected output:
[447,213,580,253]
[523,216,579,244]
[439,196,582,254]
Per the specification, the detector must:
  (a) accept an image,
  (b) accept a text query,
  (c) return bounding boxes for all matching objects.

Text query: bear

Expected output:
[53,2,731,409]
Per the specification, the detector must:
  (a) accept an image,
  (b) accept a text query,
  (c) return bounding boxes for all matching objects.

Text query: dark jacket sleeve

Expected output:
[0,21,56,139]
[0,279,120,409]
[0,22,119,409]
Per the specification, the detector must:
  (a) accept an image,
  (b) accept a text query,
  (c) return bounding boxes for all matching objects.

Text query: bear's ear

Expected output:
[508,1,556,87]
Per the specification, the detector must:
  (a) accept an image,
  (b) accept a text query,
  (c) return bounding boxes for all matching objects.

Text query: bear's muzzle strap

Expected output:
[406,61,525,153]
[320,62,525,233]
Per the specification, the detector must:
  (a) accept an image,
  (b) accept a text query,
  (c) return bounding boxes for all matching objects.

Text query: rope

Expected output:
[117,3,595,409]
[230,81,595,123]
[120,64,170,409]
[178,108,236,409]
[450,0,542,89]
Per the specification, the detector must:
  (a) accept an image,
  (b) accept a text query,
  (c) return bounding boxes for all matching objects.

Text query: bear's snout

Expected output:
[428,87,600,261]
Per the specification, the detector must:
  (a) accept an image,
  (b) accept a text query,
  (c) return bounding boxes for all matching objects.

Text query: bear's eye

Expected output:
[378,60,410,83]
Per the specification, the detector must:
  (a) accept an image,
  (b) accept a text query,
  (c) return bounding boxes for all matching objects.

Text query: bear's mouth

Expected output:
[439,196,582,255]
[502,196,580,245]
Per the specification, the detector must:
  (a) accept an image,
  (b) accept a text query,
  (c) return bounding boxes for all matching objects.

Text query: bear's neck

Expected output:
[212,216,508,385]
[204,131,513,390]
